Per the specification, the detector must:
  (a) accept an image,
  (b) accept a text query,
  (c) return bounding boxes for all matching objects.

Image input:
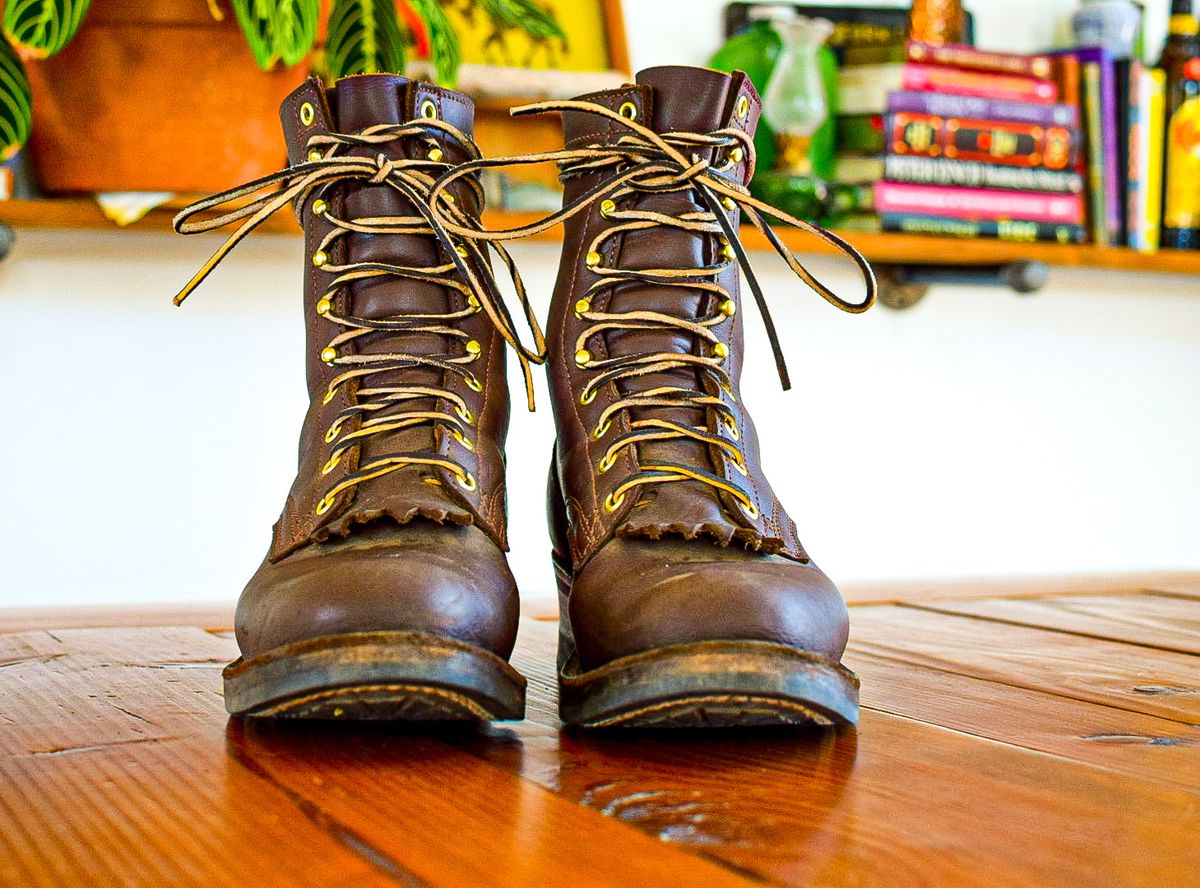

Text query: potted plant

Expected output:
[0,0,563,193]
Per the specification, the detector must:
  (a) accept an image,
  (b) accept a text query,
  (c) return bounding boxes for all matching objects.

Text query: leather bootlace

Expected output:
[173,118,546,515]
[430,99,876,517]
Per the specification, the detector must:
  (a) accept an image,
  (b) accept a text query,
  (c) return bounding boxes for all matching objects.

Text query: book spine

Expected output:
[885,90,1078,127]
[901,63,1058,103]
[1126,61,1145,250]
[906,40,1056,79]
[835,114,885,153]
[873,182,1085,224]
[1082,63,1109,245]
[1143,69,1166,253]
[884,154,1084,193]
[880,212,1087,243]
[886,112,1079,170]
[1098,56,1122,242]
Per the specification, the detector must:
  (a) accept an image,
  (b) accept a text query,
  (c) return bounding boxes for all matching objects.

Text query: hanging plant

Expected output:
[0,37,32,160]
[2,0,93,59]
[325,0,408,78]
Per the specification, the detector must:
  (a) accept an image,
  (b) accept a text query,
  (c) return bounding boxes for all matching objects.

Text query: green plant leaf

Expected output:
[406,0,461,87]
[0,37,33,159]
[228,0,278,70]
[272,0,319,67]
[326,0,407,78]
[477,0,566,41]
[3,0,93,59]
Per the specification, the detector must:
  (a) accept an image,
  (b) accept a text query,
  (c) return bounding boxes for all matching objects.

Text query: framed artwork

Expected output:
[444,0,630,75]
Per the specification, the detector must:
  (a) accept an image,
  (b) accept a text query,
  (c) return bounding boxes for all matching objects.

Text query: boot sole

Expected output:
[222,630,526,721]
[559,639,859,729]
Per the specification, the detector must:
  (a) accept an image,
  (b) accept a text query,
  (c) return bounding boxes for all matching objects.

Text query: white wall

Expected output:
[1,1,1197,608]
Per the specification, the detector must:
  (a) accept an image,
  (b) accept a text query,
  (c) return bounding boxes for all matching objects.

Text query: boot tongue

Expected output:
[599,68,746,542]
[330,75,456,506]
[333,74,409,130]
[636,66,735,134]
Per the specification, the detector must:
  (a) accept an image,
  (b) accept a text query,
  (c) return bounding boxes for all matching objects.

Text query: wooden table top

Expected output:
[2,572,1197,887]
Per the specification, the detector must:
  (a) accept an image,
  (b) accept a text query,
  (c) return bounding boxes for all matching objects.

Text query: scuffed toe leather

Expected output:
[567,537,849,672]
[235,521,519,661]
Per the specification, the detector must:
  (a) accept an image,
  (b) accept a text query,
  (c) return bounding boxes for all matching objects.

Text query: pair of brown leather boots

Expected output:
[175,66,875,729]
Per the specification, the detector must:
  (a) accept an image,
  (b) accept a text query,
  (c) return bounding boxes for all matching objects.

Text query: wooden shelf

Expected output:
[2,197,1199,276]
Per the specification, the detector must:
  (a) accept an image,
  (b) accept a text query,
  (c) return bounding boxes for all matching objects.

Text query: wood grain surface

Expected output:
[1,575,1197,887]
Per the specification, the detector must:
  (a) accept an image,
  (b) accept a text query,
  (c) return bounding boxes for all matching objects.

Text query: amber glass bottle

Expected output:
[1160,0,1200,249]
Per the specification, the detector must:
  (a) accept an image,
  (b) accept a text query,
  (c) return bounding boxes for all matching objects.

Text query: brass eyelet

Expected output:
[721,196,737,212]
[598,452,617,474]
[456,404,474,424]
[456,471,477,491]
[604,490,626,512]
[592,419,611,440]
[315,495,334,515]
[312,199,328,216]
[574,349,592,368]
[600,198,616,218]
[442,192,456,205]
[312,250,329,268]
[719,299,736,317]
[574,298,591,319]
[316,297,332,316]
[712,342,729,360]
[719,239,737,262]
[729,146,745,164]
[299,101,316,126]
[465,374,483,393]
[730,454,749,476]
[320,346,337,364]
[739,500,760,520]
[420,99,438,119]
[467,293,481,312]
[579,387,596,406]
[427,146,444,163]
[724,416,740,441]
[321,454,341,476]
[324,421,343,443]
[735,95,750,121]
[455,243,469,258]
[585,251,602,269]
[307,149,323,163]
[451,430,475,452]
[322,388,337,406]
[618,101,637,120]
[465,339,482,356]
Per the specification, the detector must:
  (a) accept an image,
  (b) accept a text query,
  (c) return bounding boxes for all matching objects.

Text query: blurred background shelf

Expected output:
[1,197,1198,276]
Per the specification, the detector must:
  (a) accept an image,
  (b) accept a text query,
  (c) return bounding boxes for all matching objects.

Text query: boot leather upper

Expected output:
[235,76,517,661]
[546,67,850,671]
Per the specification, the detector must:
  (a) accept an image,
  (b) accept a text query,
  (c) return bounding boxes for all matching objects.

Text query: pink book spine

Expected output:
[873,182,1085,224]
[901,63,1058,104]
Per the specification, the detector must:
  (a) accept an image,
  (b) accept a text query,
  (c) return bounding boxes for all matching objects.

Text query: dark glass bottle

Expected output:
[1160,0,1200,249]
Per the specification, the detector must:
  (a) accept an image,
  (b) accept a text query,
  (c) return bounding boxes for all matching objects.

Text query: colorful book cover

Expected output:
[886,112,1078,169]
[1082,62,1109,245]
[880,212,1087,243]
[874,181,1085,224]
[1056,47,1121,243]
[1143,69,1167,252]
[900,64,1058,103]
[886,90,1078,128]
[884,154,1084,193]
[906,40,1056,79]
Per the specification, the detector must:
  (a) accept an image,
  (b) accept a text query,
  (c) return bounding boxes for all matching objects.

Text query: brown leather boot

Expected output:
[435,66,875,728]
[173,75,545,721]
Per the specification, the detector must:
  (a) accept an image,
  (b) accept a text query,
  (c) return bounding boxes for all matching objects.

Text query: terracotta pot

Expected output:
[25,0,308,194]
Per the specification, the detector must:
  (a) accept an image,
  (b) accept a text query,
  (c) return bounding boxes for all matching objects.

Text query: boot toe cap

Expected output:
[567,537,849,671]
[235,522,518,660]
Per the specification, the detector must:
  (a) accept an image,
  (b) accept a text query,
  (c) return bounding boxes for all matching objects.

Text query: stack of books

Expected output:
[836,41,1089,244]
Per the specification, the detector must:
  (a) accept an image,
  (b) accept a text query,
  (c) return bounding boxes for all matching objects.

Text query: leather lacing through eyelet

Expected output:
[171,113,547,517]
